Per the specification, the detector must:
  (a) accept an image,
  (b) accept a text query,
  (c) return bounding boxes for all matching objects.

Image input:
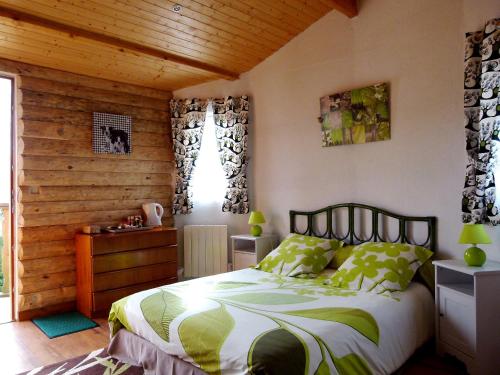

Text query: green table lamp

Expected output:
[458,223,492,266]
[248,211,266,237]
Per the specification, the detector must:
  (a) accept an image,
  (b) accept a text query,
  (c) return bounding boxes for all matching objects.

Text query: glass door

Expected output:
[0,76,12,324]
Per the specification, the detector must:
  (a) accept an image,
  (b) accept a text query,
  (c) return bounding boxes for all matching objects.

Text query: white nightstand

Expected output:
[231,234,278,271]
[433,259,500,374]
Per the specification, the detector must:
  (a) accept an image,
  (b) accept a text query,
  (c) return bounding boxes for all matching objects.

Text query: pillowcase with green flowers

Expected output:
[329,242,433,294]
[255,233,343,278]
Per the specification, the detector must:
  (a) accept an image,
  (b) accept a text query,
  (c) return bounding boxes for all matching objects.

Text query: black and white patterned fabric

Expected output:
[92,112,132,154]
[213,96,250,214]
[462,18,500,224]
[170,98,208,214]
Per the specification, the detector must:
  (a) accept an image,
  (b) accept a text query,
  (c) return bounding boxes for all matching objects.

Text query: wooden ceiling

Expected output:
[0,0,357,90]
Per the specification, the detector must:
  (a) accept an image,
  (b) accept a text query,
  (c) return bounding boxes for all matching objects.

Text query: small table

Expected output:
[433,259,500,374]
[231,234,278,271]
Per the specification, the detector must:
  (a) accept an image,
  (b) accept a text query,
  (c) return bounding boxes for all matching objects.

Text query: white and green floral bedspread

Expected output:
[109,268,434,375]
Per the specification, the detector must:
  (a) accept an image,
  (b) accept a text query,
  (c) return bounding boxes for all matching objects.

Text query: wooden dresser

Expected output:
[75,227,177,318]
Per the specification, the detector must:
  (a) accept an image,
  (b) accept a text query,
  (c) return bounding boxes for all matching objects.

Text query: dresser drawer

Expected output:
[92,229,176,255]
[92,277,176,313]
[93,246,177,273]
[75,227,178,318]
[93,262,177,291]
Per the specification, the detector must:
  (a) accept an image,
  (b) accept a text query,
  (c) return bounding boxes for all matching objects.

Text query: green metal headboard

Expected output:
[290,203,437,252]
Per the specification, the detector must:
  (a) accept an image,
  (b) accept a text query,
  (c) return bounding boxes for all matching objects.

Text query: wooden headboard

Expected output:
[290,203,437,251]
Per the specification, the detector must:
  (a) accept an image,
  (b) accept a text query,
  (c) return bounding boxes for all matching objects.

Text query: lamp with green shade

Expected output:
[458,223,492,266]
[248,211,266,237]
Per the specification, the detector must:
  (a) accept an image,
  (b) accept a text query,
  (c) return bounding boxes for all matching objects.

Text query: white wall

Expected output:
[175,0,500,263]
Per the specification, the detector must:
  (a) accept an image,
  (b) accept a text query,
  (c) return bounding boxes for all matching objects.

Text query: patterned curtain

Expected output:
[212,96,250,214]
[170,98,208,214]
[462,18,500,224]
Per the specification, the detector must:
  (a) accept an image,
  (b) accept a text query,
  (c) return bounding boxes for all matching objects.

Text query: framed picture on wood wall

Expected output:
[92,112,132,154]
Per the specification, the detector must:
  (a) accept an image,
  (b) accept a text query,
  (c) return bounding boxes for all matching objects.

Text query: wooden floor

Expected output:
[0,318,467,375]
[0,318,110,375]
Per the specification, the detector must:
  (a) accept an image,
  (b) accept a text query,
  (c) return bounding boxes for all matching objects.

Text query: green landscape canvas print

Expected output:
[319,83,390,147]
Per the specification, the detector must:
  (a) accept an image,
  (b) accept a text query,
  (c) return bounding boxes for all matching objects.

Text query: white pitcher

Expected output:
[142,203,164,226]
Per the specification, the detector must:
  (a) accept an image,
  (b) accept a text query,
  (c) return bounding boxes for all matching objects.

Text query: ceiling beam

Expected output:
[0,5,240,81]
[330,0,358,18]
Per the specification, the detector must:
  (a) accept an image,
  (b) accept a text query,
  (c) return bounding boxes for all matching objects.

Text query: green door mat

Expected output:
[32,311,99,339]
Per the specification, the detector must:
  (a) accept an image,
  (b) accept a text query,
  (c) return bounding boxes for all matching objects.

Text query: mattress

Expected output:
[108,268,434,374]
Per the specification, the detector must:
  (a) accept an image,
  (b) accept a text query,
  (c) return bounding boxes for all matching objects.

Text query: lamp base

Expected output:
[250,225,262,237]
[464,246,486,267]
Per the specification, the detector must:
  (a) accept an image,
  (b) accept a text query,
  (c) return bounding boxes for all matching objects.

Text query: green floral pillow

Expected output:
[329,242,433,294]
[255,234,343,278]
[415,258,435,293]
[328,245,355,269]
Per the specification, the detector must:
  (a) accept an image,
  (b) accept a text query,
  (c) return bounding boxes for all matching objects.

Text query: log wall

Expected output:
[0,58,174,317]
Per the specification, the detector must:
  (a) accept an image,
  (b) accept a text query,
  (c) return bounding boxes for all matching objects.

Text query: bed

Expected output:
[108,203,437,375]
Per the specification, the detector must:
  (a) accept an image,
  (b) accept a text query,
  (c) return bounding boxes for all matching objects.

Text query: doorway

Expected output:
[0,76,13,324]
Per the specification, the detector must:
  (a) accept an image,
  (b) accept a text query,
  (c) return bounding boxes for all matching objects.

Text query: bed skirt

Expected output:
[108,328,207,375]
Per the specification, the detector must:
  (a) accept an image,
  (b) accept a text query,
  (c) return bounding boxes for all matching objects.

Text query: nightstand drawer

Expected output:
[433,259,500,374]
[231,234,278,272]
[438,287,476,356]
[234,251,256,270]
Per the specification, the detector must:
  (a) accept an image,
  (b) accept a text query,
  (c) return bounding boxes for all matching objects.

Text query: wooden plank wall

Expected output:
[0,58,174,318]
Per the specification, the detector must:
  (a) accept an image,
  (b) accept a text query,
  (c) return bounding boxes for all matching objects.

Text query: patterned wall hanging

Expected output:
[92,112,132,155]
[170,98,208,215]
[213,96,250,214]
[319,83,390,147]
[462,18,500,224]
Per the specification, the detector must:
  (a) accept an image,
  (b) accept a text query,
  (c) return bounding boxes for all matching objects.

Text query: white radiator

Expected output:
[184,225,228,278]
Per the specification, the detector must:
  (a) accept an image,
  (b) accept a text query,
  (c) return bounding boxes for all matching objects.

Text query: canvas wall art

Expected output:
[92,112,132,154]
[319,83,390,147]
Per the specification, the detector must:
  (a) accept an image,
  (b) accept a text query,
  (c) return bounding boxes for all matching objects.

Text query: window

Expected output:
[0,78,10,205]
[0,76,12,324]
[191,105,226,206]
